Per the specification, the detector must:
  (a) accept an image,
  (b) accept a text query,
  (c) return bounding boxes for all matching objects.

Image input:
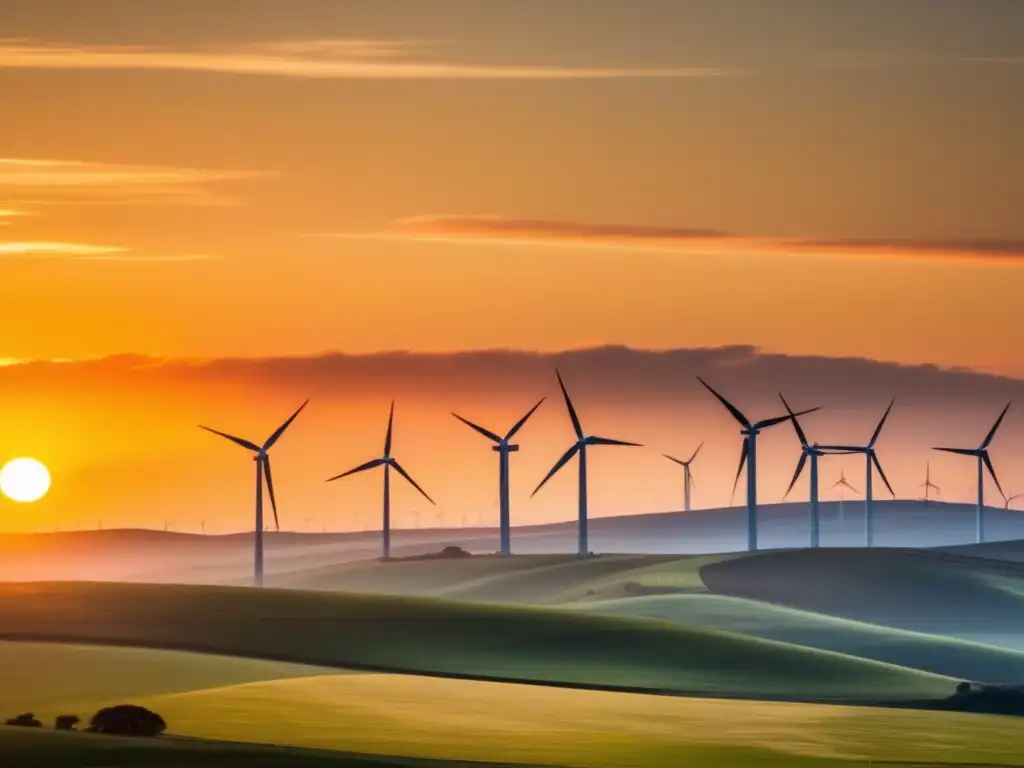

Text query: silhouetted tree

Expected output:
[956,681,972,696]
[5,713,42,727]
[54,714,80,731]
[87,705,166,737]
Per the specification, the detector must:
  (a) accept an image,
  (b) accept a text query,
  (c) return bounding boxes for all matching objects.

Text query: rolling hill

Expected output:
[0,642,1021,768]
[0,581,956,703]
[5,500,1024,585]
[699,547,1024,648]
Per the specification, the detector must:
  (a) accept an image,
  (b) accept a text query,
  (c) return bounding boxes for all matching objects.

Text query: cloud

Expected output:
[0,157,273,207]
[0,39,739,80]
[0,207,38,226]
[321,215,1024,264]
[0,241,215,261]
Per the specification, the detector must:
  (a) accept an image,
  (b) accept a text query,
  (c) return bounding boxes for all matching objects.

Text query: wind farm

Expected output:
[2,2,1024,767]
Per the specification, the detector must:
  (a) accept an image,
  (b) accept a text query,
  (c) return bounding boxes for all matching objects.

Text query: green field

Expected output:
[140,673,1024,767]
[700,548,1024,644]
[0,643,1022,768]
[0,581,957,702]
[575,592,1024,683]
[274,553,729,603]
[0,641,337,719]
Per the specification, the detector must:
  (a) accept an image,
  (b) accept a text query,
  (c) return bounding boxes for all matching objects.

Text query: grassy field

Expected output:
[699,548,1024,646]
[273,553,729,603]
[136,672,1024,768]
[0,643,1021,768]
[0,581,956,702]
[0,641,338,720]
[0,728,462,767]
[575,592,1024,683]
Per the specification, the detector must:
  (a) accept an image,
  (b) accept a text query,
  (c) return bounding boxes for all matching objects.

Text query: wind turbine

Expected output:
[780,395,853,549]
[532,370,641,556]
[816,400,896,547]
[452,397,545,555]
[696,378,820,552]
[1003,491,1022,511]
[831,468,859,523]
[325,401,434,560]
[933,402,1011,544]
[663,442,703,512]
[921,462,942,504]
[200,399,309,586]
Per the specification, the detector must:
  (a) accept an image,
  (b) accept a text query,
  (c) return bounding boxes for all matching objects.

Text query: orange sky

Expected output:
[0,1,1022,530]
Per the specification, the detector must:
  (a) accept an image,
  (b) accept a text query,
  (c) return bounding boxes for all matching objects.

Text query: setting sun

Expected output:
[0,457,51,503]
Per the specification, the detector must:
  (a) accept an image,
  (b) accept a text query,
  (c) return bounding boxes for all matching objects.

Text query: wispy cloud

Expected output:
[0,38,739,80]
[0,157,273,207]
[0,207,38,226]
[0,241,215,261]
[314,214,1024,264]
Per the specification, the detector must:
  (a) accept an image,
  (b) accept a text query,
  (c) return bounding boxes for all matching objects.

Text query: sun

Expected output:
[0,457,51,503]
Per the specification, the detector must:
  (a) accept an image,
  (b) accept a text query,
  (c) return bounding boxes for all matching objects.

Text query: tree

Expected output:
[54,714,80,731]
[5,713,42,728]
[955,681,972,696]
[87,705,166,737]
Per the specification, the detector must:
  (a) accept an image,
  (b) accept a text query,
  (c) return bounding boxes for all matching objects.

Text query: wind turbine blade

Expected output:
[933,447,978,457]
[816,444,864,452]
[844,480,860,495]
[778,394,809,446]
[981,402,1012,449]
[784,452,808,500]
[982,452,1005,497]
[696,377,751,429]
[390,459,435,505]
[870,451,896,497]
[505,397,546,440]
[663,454,687,467]
[531,443,581,497]
[262,399,310,451]
[384,400,395,456]
[555,370,584,439]
[589,436,642,447]
[325,458,384,482]
[263,456,280,531]
[756,407,821,431]
[730,439,749,502]
[451,413,502,443]
[199,425,261,452]
[686,441,704,464]
[869,399,896,448]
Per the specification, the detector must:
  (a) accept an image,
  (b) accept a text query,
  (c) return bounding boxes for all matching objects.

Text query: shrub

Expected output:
[956,681,972,695]
[54,714,80,731]
[5,713,42,728]
[87,705,166,737]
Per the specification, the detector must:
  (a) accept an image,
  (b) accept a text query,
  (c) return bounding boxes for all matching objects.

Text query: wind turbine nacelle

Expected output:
[493,444,520,452]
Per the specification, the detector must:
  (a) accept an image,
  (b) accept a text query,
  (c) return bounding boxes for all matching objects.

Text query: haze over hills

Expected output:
[2,499,1023,583]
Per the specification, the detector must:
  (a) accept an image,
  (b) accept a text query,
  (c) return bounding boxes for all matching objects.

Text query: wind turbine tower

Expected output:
[452,397,545,555]
[933,402,1011,544]
[533,370,641,557]
[325,401,434,560]
[921,463,941,504]
[696,378,820,552]
[663,442,703,512]
[832,468,859,523]
[199,399,309,586]
[817,400,896,547]
[780,395,852,549]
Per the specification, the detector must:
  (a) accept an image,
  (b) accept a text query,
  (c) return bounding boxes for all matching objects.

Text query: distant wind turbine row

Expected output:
[199,372,1013,587]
